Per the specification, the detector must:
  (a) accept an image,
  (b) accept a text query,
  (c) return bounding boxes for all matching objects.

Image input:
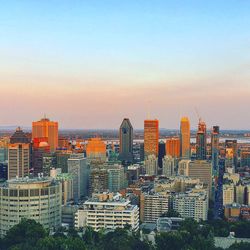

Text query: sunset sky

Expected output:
[0,1,250,129]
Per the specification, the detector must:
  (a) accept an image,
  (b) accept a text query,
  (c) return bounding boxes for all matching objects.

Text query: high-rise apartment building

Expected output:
[188,160,212,197]
[172,187,208,221]
[196,119,207,160]
[118,118,133,163]
[180,117,190,159]
[223,184,235,206]
[144,154,158,176]
[0,177,62,237]
[107,164,127,192]
[178,159,191,176]
[162,155,175,177]
[68,154,89,201]
[8,128,30,180]
[140,192,170,223]
[89,168,109,195]
[144,119,159,158]
[166,137,180,158]
[32,117,58,152]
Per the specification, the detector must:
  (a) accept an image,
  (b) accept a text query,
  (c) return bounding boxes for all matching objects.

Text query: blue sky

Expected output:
[0,1,250,129]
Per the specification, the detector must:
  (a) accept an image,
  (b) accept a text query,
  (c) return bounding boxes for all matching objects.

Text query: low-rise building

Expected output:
[74,193,139,231]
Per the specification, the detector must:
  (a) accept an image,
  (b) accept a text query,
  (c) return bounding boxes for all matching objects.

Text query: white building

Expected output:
[223,184,235,206]
[0,177,62,237]
[68,154,89,201]
[144,155,158,176]
[141,192,170,223]
[162,155,175,177]
[178,159,190,176]
[74,193,139,231]
[172,186,208,221]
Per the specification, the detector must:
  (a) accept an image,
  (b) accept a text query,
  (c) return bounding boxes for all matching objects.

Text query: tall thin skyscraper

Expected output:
[158,140,166,168]
[32,117,58,152]
[180,117,190,159]
[211,126,220,175]
[196,119,207,160]
[118,118,133,163]
[144,119,159,158]
[8,127,30,179]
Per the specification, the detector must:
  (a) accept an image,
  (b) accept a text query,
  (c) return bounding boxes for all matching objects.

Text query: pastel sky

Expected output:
[0,1,250,129]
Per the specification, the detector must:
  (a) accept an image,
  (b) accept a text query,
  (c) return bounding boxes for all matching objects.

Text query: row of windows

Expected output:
[0,187,59,197]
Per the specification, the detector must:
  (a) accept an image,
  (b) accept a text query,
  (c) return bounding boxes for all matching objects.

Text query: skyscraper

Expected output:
[188,160,212,198]
[8,127,30,180]
[86,137,106,164]
[180,117,190,159]
[32,137,50,176]
[118,118,133,163]
[225,140,238,170]
[158,141,166,168]
[144,119,159,158]
[196,119,207,160]
[211,126,220,175]
[68,154,89,201]
[166,137,180,158]
[32,117,58,152]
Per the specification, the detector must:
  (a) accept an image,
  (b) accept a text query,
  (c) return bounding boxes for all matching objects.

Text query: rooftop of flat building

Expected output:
[0,176,58,188]
[85,192,131,205]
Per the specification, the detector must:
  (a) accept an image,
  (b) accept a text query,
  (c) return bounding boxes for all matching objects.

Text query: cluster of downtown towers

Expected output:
[119,117,220,173]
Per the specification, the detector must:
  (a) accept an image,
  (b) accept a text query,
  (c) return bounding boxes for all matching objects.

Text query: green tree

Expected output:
[228,242,250,250]
[2,219,47,249]
[155,231,185,250]
[161,209,180,218]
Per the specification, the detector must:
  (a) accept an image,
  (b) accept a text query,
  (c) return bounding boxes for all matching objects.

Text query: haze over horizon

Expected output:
[1,1,250,130]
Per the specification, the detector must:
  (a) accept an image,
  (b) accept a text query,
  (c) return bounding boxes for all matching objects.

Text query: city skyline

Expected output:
[1,1,250,129]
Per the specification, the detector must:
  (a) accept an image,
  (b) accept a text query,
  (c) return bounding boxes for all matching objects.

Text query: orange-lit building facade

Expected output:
[86,138,106,163]
[32,117,58,152]
[180,117,190,159]
[144,120,159,158]
[166,137,180,158]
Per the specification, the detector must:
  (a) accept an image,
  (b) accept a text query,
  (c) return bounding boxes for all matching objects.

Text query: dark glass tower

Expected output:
[158,140,166,168]
[196,119,207,160]
[118,118,133,164]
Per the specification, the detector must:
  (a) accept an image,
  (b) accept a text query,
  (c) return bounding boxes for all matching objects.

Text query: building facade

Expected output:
[32,117,58,152]
[144,120,159,158]
[0,177,62,237]
[118,118,133,164]
[75,193,139,231]
[180,117,190,159]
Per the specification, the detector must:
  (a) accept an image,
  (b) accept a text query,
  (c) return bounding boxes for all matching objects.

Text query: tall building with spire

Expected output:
[118,118,133,164]
[8,127,30,179]
[32,116,58,152]
[196,119,207,160]
[180,117,190,159]
[144,119,159,158]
